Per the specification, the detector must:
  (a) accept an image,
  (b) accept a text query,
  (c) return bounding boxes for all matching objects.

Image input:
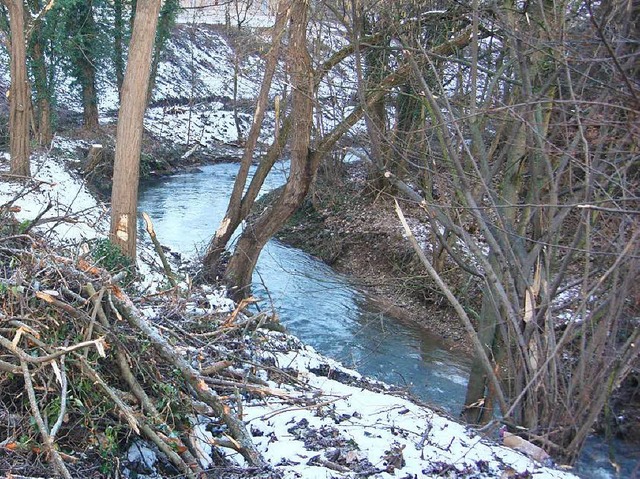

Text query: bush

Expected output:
[91,238,136,285]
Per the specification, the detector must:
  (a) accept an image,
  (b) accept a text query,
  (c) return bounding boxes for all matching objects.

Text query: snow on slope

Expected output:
[0,139,107,245]
[239,334,578,479]
[0,140,579,478]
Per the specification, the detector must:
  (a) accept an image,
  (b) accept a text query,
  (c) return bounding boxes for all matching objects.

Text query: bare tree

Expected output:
[2,0,30,177]
[203,0,291,275]
[224,0,314,297]
[378,0,638,463]
[110,0,163,258]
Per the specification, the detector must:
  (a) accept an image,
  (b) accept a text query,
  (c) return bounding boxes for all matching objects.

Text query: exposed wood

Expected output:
[84,144,104,174]
[142,212,178,287]
[110,0,163,258]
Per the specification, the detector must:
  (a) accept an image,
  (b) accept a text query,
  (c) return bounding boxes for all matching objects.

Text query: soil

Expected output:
[266,160,478,356]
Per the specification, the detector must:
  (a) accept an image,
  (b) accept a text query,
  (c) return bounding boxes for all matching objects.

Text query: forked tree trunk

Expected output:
[3,0,31,177]
[224,0,313,298]
[110,0,163,258]
[202,0,290,274]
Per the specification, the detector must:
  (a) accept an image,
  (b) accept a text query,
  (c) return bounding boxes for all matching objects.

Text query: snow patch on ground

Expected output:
[0,141,172,292]
[240,332,578,479]
[0,142,107,244]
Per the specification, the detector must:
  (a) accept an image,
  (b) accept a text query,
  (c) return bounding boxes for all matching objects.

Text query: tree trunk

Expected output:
[463,279,500,424]
[202,0,290,274]
[110,0,162,259]
[146,0,179,105]
[352,5,388,188]
[28,12,53,147]
[63,0,100,130]
[114,0,125,94]
[81,56,99,129]
[3,0,31,177]
[224,0,313,298]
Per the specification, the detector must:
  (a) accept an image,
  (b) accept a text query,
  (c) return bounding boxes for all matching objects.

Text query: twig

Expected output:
[83,286,106,350]
[142,212,178,288]
[0,359,19,373]
[75,357,141,434]
[251,395,348,422]
[202,376,291,399]
[77,355,199,478]
[201,360,233,375]
[22,201,53,234]
[85,283,160,418]
[21,360,72,479]
[0,333,106,364]
[49,356,68,440]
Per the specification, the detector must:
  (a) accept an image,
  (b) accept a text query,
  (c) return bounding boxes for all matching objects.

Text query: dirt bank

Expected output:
[266,161,477,355]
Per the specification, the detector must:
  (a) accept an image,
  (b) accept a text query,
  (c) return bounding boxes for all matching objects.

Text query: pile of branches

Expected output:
[0,233,284,478]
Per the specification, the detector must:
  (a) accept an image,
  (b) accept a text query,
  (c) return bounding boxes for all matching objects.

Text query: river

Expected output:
[137,161,636,478]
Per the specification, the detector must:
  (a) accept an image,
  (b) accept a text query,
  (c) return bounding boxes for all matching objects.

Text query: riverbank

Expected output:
[0,141,581,479]
[266,160,477,355]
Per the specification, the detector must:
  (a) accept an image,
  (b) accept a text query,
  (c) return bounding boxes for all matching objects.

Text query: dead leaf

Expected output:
[197,379,209,391]
[77,258,101,276]
[4,442,18,451]
[36,291,56,303]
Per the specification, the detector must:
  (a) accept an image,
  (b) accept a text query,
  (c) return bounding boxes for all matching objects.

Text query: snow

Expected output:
[0,143,579,477]
[0,138,107,244]
[239,333,578,478]
[0,138,174,292]
[177,1,275,28]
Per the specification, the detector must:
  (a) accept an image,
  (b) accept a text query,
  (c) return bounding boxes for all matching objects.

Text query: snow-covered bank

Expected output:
[247,338,577,478]
[0,142,107,244]
[0,143,577,478]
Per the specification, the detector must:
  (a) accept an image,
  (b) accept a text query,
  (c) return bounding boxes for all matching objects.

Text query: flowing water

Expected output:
[137,161,471,412]
[138,161,637,478]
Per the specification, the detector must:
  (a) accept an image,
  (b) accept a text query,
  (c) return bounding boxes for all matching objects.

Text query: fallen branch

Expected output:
[394,201,509,416]
[0,332,106,365]
[201,360,233,375]
[142,212,177,288]
[111,286,267,468]
[21,360,72,479]
[202,376,291,399]
[85,282,160,418]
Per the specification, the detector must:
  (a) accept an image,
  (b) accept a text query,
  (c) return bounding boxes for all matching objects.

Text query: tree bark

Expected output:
[75,0,99,129]
[203,0,290,274]
[224,0,313,298]
[27,1,54,147]
[3,0,31,177]
[110,0,162,259]
[113,0,125,94]
[146,0,180,105]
